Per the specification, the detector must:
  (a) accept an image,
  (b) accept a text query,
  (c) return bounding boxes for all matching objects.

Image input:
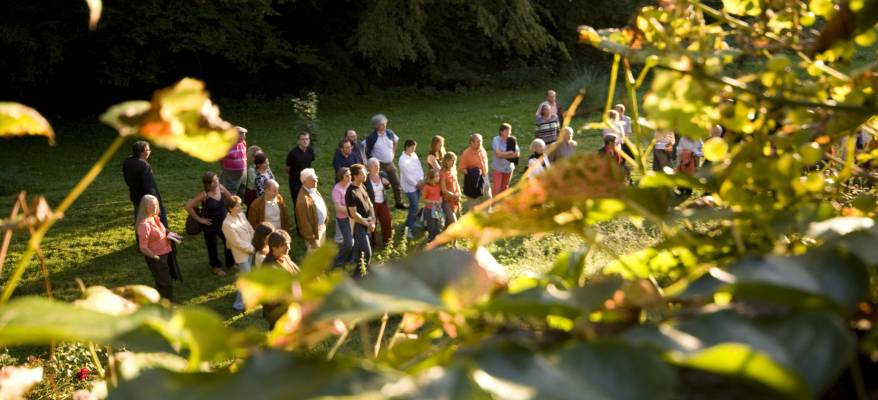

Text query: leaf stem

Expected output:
[373,313,389,357]
[327,324,351,361]
[88,342,106,378]
[0,135,126,305]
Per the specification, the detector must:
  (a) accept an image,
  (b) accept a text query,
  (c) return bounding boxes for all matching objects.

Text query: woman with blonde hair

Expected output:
[426,135,446,171]
[136,194,179,301]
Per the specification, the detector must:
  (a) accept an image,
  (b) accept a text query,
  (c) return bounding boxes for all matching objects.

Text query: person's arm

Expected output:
[440,173,450,197]
[333,191,349,218]
[285,150,293,174]
[223,220,255,255]
[219,184,233,198]
[185,192,211,225]
[427,154,440,171]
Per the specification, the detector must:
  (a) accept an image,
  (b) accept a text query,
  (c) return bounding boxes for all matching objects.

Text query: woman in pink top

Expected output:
[422,169,443,240]
[332,167,353,267]
[137,194,178,301]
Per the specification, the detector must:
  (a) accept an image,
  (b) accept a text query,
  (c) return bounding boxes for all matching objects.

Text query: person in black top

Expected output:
[185,172,235,276]
[345,163,375,277]
[285,131,315,231]
[122,141,167,227]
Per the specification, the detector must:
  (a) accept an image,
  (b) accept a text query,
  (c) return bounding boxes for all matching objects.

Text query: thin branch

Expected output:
[0,135,126,305]
[0,194,23,278]
[373,313,389,358]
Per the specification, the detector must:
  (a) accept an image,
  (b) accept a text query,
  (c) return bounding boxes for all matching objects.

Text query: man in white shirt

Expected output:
[365,114,406,210]
[398,139,425,239]
[295,168,328,250]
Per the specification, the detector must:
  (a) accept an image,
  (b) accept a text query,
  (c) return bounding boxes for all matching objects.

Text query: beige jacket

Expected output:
[222,212,255,264]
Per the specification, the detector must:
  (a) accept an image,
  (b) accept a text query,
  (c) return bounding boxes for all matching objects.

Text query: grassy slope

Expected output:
[0,85,612,331]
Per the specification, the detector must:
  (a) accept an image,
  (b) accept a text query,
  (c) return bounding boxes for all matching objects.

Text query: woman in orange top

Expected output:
[136,194,178,301]
[422,169,443,240]
[440,152,461,228]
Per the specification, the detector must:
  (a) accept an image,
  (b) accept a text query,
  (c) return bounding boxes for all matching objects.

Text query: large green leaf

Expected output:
[100,78,238,162]
[674,247,868,313]
[385,364,493,400]
[481,276,622,319]
[471,342,675,400]
[0,102,55,144]
[0,296,166,346]
[109,352,392,399]
[622,310,854,398]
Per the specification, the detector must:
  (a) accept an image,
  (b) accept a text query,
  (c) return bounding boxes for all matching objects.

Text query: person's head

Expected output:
[371,114,388,131]
[710,124,724,138]
[224,195,243,215]
[254,152,268,171]
[603,135,617,147]
[235,126,248,142]
[345,129,358,142]
[350,164,367,184]
[297,132,310,149]
[251,222,275,252]
[339,139,353,156]
[469,133,483,150]
[366,158,381,175]
[267,230,292,258]
[336,167,351,185]
[264,179,279,199]
[426,169,439,185]
[441,152,457,171]
[300,168,318,189]
[560,126,574,143]
[404,139,417,155]
[430,135,446,156]
[530,138,546,155]
[606,109,620,121]
[614,104,626,116]
[499,123,512,138]
[540,103,551,118]
[132,141,151,160]
[547,90,557,103]
[247,145,263,162]
[136,194,160,224]
[201,172,218,192]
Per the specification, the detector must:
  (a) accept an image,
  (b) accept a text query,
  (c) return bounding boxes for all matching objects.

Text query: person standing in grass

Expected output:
[136,194,179,301]
[346,163,376,276]
[295,168,328,251]
[491,123,519,195]
[653,130,676,172]
[365,114,407,210]
[123,141,167,229]
[332,139,359,178]
[535,103,561,146]
[221,195,255,313]
[426,135,446,172]
[248,179,292,233]
[551,126,578,162]
[399,139,425,240]
[220,126,248,198]
[440,152,461,228]
[422,169,443,241]
[261,230,299,325]
[527,138,551,178]
[251,222,275,267]
[252,152,275,198]
[332,168,353,268]
[614,104,634,158]
[345,129,367,166]
[459,133,492,208]
[365,158,393,249]
[535,90,565,121]
[285,131,315,229]
[186,172,235,277]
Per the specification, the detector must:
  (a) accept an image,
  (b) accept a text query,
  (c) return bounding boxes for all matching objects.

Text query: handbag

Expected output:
[185,193,206,235]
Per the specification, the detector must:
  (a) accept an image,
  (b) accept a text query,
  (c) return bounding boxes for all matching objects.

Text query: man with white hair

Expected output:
[295,168,328,250]
[365,114,406,210]
[247,179,291,232]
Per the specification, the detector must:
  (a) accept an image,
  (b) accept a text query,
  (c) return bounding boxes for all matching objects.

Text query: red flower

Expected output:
[76,367,89,381]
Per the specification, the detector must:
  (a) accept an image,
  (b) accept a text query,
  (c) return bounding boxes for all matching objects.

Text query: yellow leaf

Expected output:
[703,137,728,162]
[854,29,877,47]
[86,0,102,30]
[0,103,55,145]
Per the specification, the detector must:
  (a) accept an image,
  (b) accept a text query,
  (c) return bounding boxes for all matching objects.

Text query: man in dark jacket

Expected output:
[123,141,167,227]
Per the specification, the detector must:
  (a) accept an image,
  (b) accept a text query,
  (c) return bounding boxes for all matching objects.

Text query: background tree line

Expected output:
[0,0,646,115]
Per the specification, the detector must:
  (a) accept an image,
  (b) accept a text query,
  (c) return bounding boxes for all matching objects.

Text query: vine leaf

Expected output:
[0,103,55,145]
[100,78,238,162]
[86,0,102,30]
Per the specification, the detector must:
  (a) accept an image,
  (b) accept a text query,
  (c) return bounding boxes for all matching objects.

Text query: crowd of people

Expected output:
[123,89,695,323]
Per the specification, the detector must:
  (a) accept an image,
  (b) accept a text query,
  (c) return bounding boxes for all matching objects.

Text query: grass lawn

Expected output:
[0,83,621,333]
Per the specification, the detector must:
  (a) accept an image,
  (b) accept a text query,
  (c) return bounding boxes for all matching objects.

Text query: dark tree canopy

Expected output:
[0,0,643,113]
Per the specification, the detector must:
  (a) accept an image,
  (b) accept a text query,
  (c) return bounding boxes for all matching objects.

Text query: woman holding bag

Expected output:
[137,195,180,301]
[185,172,234,277]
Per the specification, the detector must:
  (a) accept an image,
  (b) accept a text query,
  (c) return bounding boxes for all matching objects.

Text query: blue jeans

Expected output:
[352,223,372,277]
[232,258,252,311]
[334,217,353,267]
[405,191,420,231]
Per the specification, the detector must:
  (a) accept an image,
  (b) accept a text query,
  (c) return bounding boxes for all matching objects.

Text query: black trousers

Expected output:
[145,254,173,301]
[203,229,234,269]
